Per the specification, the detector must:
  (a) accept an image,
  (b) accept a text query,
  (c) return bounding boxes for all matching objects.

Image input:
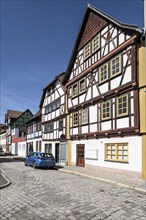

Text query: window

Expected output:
[117,94,128,117]
[105,143,128,162]
[59,119,63,130]
[110,54,121,77]
[84,43,91,59]
[45,143,52,153]
[81,108,88,124]
[79,78,86,94]
[92,34,100,53]
[99,63,108,83]
[45,98,60,114]
[101,101,111,120]
[72,112,78,126]
[44,123,53,133]
[72,83,78,97]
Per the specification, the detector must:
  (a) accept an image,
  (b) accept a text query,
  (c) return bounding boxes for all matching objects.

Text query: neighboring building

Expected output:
[26,110,42,155]
[5,110,23,153]
[62,4,146,177]
[0,124,7,152]
[40,72,67,164]
[5,109,33,156]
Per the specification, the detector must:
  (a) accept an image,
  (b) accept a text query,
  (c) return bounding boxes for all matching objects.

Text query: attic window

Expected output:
[92,34,100,53]
[84,42,91,60]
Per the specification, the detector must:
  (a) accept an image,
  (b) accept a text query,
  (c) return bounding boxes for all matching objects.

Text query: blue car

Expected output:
[24,152,55,169]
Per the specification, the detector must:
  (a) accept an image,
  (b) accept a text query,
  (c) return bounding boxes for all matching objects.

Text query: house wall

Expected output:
[71,136,142,172]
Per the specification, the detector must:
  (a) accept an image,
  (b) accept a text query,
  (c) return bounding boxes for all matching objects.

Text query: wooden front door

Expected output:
[76,144,85,167]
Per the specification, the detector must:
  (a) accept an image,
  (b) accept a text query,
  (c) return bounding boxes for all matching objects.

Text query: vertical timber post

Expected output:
[139,42,146,179]
[65,94,72,166]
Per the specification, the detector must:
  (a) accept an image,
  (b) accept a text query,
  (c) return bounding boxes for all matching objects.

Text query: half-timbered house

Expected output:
[26,110,42,155]
[62,4,146,177]
[8,109,33,156]
[40,72,67,164]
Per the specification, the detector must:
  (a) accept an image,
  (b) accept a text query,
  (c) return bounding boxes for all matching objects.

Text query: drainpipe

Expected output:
[140,0,146,179]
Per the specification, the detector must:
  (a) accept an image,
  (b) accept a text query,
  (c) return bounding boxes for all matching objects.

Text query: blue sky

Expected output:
[0,0,144,123]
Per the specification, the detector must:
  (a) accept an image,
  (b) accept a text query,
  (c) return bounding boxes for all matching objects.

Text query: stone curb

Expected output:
[0,171,11,189]
[59,169,146,195]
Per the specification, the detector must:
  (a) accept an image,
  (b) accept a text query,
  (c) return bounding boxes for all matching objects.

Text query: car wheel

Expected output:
[24,161,28,166]
[33,162,36,169]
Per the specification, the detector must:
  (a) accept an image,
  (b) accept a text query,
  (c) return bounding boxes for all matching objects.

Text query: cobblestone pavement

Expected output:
[0,158,146,220]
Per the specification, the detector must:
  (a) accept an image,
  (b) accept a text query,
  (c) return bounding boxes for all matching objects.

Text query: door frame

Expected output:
[76,144,85,167]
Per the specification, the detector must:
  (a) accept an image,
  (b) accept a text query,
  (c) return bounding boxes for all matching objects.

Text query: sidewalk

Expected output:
[59,164,146,194]
[0,171,11,189]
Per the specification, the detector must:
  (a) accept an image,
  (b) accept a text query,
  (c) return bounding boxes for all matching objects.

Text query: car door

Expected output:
[27,153,35,165]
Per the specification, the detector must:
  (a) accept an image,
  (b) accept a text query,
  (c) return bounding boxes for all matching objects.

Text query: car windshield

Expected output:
[40,153,54,158]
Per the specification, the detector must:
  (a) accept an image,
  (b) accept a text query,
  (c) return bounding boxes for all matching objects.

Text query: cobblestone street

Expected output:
[0,158,146,220]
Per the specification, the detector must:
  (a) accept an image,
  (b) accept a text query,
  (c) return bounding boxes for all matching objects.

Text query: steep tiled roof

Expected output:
[7,110,23,119]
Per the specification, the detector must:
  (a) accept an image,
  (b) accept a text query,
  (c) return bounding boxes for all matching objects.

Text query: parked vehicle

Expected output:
[0,146,5,156]
[24,152,55,169]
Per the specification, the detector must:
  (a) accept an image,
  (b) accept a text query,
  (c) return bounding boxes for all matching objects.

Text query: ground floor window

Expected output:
[45,143,52,153]
[105,143,128,162]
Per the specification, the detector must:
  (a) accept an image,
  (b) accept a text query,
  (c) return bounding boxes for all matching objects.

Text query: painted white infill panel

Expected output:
[110,75,122,90]
[101,26,108,35]
[82,125,88,133]
[93,85,99,98]
[72,128,78,135]
[117,117,129,128]
[72,97,78,106]
[109,42,115,51]
[58,88,64,96]
[131,116,134,127]
[90,124,97,132]
[79,49,83,56]
[101,121,111,130]
[54,132,56,139]
[126,35,130,40]
[119,33,125,45]
[70,72,73,80]
[104,45,108,56]
[52,111,55,119]
[54,122,56,129]
[56,109,59,117]
[122,66,131,84]
[112,28,117,38]
[79,94,85,104]
[131,98,134,114]
[101,38,106,48]
[86,87,91,101]
[89,106,97,123]
[123,53,128,66]
[99,82,108,94]
[50,133,53,139]
[68,99,72,108]
[55,91,59,99]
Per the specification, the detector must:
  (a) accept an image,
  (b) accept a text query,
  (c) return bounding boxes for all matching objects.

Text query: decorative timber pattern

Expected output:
[63,6,141,140]
[40,73,66,141]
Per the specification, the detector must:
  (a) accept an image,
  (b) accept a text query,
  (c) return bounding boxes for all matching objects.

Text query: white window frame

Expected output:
[99,62,109,84]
